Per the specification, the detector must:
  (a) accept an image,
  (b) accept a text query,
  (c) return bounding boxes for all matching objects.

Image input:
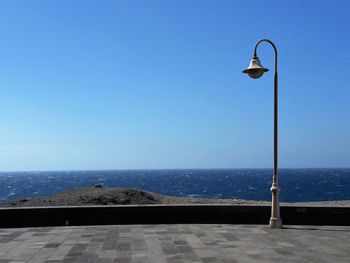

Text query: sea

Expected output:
[0,169,349,202]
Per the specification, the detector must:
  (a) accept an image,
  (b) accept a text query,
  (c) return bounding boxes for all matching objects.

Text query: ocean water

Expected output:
[0,169,349,202]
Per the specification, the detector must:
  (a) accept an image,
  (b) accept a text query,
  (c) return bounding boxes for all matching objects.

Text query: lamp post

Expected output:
[242,39,282,229]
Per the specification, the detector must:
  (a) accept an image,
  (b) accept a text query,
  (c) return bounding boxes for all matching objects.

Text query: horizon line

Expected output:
[0,167,349,173]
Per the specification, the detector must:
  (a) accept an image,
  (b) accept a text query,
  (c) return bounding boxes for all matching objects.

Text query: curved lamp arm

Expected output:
[253,39,278,75]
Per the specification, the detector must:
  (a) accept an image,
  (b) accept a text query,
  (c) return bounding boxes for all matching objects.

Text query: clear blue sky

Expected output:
[0,0,349,171]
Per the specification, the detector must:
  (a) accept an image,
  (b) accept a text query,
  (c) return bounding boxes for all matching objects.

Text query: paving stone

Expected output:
[96,258,114,263]
[201,257,218,263]
[98,249,114,258]
[26,247,56,263]
[92,238,105,243]
[161,243,178,255]
[221,233,239,241]
[114,258,131,263]
[166,254,183,263]
[181,252,200,261]
[131,253,150,263]
[44,243,61,248]
[117,242,131,251]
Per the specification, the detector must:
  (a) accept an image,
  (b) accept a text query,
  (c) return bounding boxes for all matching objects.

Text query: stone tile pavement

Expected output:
[0,224,349,262]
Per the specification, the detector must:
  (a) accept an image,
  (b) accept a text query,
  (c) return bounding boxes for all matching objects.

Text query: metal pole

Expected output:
[269,68,282,229]
[253,39,282,228]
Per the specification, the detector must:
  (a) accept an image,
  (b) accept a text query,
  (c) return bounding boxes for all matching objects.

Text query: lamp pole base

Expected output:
[269,217,282,229]
[269,182,282,229]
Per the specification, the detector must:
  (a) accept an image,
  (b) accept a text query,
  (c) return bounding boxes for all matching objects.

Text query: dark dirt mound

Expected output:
[0,186,165,207]
[0,185,259,207]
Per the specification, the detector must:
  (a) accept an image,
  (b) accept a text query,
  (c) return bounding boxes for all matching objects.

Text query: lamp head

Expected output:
[242,56,269,79]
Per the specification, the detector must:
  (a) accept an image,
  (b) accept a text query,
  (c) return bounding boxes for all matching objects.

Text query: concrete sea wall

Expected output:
[0,205,349,228]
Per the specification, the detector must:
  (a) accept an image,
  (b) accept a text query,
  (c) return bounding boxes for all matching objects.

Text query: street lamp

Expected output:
[242,39,282,229]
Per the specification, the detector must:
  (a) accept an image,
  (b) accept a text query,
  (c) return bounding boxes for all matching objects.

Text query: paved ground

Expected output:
[0,224,349,263]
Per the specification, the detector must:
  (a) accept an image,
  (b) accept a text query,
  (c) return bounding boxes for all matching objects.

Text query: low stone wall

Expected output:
[0,205,349,228]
